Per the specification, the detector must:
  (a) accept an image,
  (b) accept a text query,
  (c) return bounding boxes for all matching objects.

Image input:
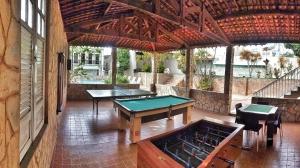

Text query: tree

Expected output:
[136,52,152,72]
[70,62,89,82]
[240,50,262,77]
[174,51,186,73]
[284,43,300,66]
[117,48,130,74]
[194,48,216,91]
[278,55,288,73]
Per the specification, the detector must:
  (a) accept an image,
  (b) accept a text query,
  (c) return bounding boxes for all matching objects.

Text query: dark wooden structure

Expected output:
[137,117,244,168]
[59,0,300,52]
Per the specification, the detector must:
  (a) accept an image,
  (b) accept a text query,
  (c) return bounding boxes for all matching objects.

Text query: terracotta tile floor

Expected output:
[51,100,300,168]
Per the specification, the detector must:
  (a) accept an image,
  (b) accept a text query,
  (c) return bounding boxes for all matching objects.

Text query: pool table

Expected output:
[113,95,195,143]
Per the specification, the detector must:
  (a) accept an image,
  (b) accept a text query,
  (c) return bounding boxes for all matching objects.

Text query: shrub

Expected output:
[104,74,129,84]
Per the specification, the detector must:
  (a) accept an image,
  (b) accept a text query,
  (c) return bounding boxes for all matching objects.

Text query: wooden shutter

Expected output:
[20,27,33,160]
[33,38,45,138]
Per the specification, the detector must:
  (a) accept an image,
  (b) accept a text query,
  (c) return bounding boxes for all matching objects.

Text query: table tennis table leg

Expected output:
[96,100,99,115]
[92,98,94,112]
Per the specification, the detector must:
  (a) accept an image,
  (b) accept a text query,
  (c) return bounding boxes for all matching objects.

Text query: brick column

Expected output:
[185,49,193,97]
[224,45,234,113]
[151,52,158,93]
[111,47,117,85]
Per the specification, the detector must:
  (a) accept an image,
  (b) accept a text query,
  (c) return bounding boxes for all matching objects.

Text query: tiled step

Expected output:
[284,88,300,98]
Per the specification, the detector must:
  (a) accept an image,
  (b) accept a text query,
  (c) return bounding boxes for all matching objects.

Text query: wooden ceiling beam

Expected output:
[67,12,134,28]
[66,27,178,48]
[110,0,230,45]
[215,10,300,20]
[158,25,189,48]
[202,8,230,45]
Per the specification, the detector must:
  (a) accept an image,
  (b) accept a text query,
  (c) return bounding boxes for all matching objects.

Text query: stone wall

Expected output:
[252,97,300,122]
[136,72,274,95]
[0,0,21,167]
[26,0,69,168]
[156,84,187,97]
[67,84,140,100]
[156,85,230,114]
[213,77,274,95]
[135,72,185,88]
[190,90,230,114]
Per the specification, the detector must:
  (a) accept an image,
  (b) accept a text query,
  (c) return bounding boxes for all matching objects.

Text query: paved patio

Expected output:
[51,100,300,168]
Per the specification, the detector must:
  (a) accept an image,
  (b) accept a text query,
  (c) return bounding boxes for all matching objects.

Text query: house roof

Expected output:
[59,0,300,52]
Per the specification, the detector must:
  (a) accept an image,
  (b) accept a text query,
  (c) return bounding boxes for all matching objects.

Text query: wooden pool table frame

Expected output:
[113,95,195,143]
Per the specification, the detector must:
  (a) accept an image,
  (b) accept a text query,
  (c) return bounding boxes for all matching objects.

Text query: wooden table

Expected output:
[239,104,278,147]
[113,95,194,143]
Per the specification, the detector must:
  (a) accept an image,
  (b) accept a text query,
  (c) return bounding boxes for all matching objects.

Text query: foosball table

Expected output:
[137,117,244,168]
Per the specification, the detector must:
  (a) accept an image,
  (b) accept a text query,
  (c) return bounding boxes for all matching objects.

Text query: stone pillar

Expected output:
[185,49,193,97]
[151,52,158,93]
[111,47,117,86]
[224,45,234,113]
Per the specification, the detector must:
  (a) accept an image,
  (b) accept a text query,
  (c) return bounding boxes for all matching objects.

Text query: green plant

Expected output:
[116,74,129,84]
[117,48,130,74]
[142,64,151,72]
[104,74,129,84]
[136,52,152,72]
[256,71,261,78]
[273,68,281,79]
[284,43,300,67]
[287,62,293,72]
[158,61,165,73]
[70,62,89,82]
[174,51,186,73]
[197,76,214,91]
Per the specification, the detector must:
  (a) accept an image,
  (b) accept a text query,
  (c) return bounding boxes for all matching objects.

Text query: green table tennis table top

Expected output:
[114,95,193,112]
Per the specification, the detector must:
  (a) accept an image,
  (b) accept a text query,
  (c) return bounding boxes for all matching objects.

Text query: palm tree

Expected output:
[240,50,262,77]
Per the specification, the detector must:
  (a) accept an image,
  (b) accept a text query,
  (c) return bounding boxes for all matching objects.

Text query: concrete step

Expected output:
[284,89,300,98]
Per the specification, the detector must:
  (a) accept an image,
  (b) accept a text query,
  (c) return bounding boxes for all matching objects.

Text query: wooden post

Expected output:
[185,49,193,97]
[118,110,127,131]
[183,106,192,124]
[130,116,141,143]
[151,52,158,93]
[111,47,117,85]
[224,45,234,113]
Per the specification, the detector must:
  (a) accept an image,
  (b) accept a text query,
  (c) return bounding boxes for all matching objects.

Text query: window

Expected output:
[20,0,47,161]
[69,46,110,84]
[73,53,78,63]
[95,54,100,64]
[21,0,33,28]
[37,0,46,37]
[88,54,93,64]
[81,53,85,64]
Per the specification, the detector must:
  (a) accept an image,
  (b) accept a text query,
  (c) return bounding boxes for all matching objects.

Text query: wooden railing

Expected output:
[253,67,300,98]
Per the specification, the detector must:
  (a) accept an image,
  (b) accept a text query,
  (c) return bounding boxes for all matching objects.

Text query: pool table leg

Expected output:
[183,106,192,124]
[130,116,141,143]
[118,110,127,131]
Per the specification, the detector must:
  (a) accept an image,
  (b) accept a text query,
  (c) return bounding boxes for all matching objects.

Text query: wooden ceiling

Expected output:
[59,0,300,52]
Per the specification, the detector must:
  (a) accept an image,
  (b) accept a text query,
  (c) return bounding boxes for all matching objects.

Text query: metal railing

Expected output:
[253,67,300,98]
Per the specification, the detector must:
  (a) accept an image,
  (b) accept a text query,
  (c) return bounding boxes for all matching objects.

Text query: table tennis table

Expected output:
[86,88,156,114]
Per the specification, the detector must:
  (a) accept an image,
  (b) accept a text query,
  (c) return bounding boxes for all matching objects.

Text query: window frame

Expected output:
[20,0,47,163]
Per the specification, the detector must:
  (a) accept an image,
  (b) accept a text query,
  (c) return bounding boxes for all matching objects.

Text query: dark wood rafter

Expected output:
[59,0,300,51]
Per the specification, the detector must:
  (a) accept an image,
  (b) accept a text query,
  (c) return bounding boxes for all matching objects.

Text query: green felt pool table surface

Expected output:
[115,95,193,112]
[244,104,273,113]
